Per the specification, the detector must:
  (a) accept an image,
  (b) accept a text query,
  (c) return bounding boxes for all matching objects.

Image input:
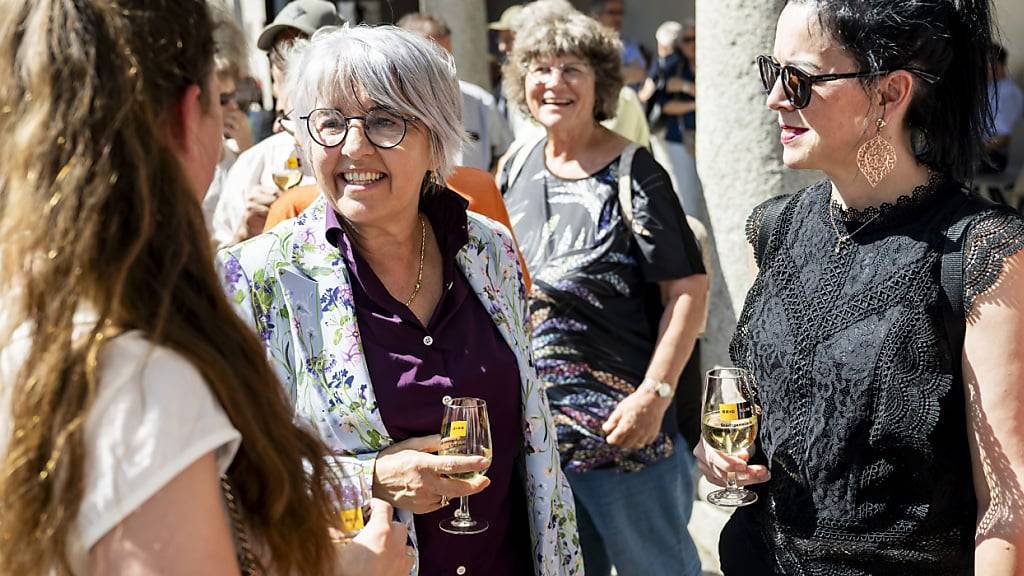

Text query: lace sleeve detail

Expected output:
[745,201,771,248]
[963,208,1024,314]
[745,194,794,268]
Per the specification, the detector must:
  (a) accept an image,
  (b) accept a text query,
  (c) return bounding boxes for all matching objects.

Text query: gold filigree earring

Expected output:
[857,116,897,188]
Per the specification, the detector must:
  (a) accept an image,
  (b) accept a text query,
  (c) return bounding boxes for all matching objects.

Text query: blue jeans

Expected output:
[565,437,702,576]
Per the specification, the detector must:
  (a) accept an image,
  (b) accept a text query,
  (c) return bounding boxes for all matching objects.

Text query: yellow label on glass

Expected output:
[449,420,468,438]
[719,402,752,422]
[286,156,300,169]
[719,403,739,422]
[340,507,364,533]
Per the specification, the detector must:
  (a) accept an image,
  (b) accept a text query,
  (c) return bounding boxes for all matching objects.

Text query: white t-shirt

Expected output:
[459,80,513,171]
[202,140,241,235]
[210,131,315,249]
[0,327,241,573]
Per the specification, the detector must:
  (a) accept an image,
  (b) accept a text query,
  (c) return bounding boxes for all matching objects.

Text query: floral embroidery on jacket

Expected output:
[218,195,582,575]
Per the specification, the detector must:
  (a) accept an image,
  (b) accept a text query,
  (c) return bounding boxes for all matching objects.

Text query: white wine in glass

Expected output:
[438,397,491,535]
[271,155,303,191]
[702,367,759,507]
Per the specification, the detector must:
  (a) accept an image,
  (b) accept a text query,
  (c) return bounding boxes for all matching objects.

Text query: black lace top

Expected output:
[723,179,1024,575]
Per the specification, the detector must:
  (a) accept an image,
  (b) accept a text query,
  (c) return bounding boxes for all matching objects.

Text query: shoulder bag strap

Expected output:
[501,134,547,192]
[617,142,652,237]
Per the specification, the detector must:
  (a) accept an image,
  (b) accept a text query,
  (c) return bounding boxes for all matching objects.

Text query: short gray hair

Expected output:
[504,10,623,122]
[655,21,683,49]
[287,25,465,181]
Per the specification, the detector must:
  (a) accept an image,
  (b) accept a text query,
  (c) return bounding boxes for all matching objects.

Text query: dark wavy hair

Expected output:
[791,0,996,181]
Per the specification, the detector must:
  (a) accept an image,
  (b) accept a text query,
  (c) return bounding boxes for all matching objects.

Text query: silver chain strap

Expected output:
[220,475,259,576]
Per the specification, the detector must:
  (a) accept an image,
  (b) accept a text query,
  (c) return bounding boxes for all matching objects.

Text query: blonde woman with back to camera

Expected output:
[0,1,410,574]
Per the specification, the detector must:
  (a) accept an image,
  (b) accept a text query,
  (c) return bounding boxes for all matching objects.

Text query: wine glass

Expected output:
[271,155,303,191]
[326,459,372,540]
[438,397,492,535]
[701,367,759,507]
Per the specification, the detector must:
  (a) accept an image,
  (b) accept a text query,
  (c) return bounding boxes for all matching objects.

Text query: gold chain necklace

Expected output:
[828,202,881,254]
[404,214,426,307]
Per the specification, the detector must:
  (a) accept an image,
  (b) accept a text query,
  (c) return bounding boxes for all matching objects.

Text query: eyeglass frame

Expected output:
[298,108,415,149]
[756,55,940,110]
[524,61,593,85]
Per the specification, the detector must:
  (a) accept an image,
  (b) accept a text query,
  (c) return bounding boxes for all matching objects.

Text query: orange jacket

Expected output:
[263,166,531,290]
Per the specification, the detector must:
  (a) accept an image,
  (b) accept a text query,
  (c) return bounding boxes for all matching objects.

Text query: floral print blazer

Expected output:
[217,195,582,576]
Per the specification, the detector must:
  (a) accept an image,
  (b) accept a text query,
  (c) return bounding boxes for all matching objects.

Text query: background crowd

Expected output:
[1,0,1023,575]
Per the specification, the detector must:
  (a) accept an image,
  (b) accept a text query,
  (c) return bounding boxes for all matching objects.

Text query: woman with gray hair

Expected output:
[218,25,582,576]
[500,7,707,576]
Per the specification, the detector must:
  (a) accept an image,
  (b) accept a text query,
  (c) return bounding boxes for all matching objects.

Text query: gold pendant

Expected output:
[856,119,897,188]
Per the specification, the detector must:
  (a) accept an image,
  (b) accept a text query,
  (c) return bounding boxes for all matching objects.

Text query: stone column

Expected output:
[420,0,491,88]
[695,0,820,367]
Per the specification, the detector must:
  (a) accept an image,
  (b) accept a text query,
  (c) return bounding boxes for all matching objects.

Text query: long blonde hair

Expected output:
[0,1,340,573]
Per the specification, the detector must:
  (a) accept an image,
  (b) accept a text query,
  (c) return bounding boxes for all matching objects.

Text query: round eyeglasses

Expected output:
[756,55,939,110]
[300,108,412,149]
[526,62,591,85]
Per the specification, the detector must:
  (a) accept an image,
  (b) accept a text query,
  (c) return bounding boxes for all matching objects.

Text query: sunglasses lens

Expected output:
[781,67,812,109]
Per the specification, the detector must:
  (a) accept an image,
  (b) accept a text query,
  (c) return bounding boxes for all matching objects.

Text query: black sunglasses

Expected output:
[756,55,939,109]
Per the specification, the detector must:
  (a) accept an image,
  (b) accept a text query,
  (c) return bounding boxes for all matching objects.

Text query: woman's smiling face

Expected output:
[309,89,435,226]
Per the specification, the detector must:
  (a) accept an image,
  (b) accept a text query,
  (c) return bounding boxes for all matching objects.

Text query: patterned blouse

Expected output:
[504,140,704,473]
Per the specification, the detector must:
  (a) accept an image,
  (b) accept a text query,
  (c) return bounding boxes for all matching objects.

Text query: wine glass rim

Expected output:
[706,367,750,379]
[445,397,487,408]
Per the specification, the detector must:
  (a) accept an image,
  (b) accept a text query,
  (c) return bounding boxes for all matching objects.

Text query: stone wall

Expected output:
[421,0,490,88]
[695,0,820,368]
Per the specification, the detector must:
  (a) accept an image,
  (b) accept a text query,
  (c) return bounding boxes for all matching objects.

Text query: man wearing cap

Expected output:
[488,5,538,140]
[210,0,343,248]
[398,13,513,172]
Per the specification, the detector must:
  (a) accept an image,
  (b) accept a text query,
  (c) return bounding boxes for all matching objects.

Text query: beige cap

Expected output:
[488,5,523,31]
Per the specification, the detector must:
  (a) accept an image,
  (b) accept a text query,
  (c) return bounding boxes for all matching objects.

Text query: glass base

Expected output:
[439,516,489,535]
[707,487,758,507]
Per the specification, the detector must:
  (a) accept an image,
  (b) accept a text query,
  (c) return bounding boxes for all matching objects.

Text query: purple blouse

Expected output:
[326,190,533,576]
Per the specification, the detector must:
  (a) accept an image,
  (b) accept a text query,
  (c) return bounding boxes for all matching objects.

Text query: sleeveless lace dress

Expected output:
[722,177,1024,575]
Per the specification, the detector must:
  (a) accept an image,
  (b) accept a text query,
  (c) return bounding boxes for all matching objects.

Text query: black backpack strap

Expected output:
[755,195,791,267]
[939,190,998,377]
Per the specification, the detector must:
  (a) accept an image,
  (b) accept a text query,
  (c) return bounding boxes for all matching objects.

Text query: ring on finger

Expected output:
[439,495,450,508]
[405,547,417,558]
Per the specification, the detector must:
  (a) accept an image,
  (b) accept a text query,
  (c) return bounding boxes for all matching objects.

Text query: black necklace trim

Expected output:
[829,172,947,224]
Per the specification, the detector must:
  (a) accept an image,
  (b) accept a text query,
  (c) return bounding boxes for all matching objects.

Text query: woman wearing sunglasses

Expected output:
[218,25,582,576]
[694,1,1024,574]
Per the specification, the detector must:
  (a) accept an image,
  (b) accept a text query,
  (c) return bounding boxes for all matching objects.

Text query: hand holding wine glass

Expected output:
[698,367,765,507]
[338,498,415,576]
[371,435,490,515]
[438,397,492,535]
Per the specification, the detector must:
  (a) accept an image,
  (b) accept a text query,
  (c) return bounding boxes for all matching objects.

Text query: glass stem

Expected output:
[455,496,470,520]
[726,471,740,492]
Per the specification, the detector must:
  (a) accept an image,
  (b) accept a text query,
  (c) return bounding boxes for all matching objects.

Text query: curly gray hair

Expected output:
[287,25,465,181]
[503,8,624,122]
